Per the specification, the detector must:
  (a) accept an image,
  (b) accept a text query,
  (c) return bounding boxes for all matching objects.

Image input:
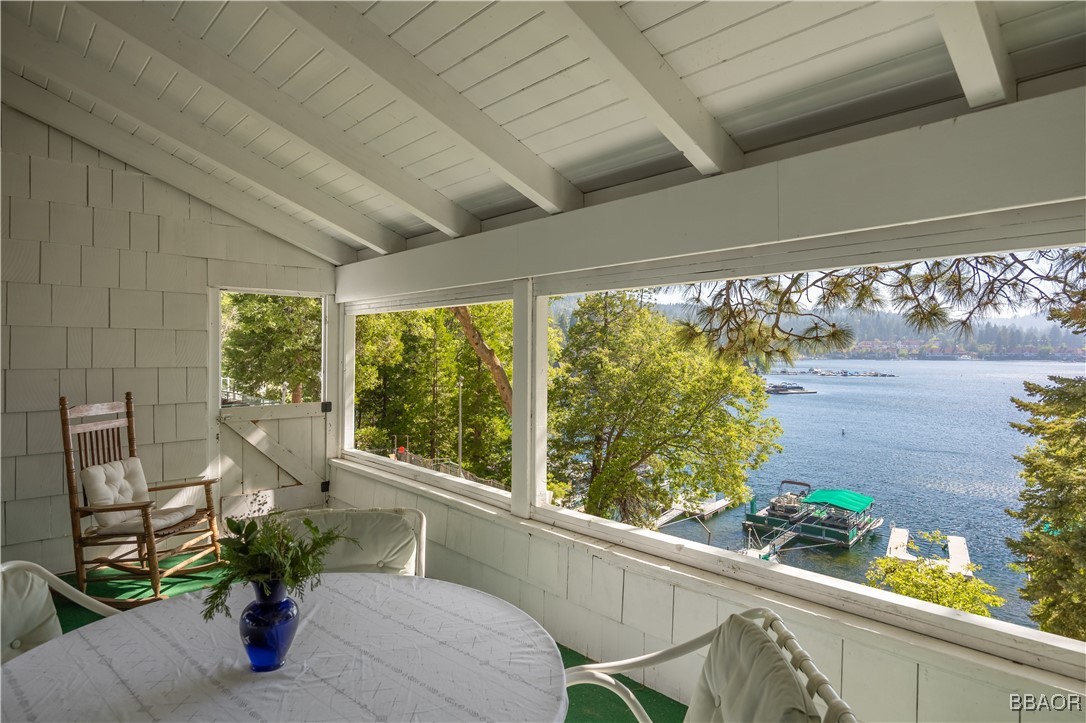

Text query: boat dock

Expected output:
[656,496,731,527]
[886,526,915,560]
[886,527,972,576]
[751,530,798,558]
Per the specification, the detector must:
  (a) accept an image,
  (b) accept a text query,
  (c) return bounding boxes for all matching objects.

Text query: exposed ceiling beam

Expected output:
[79,1,479,240]
[1,70,357,266]
[1,24,404,256]
[936,1,1017,107]
[275,2,584,215]
[537,2,743,175]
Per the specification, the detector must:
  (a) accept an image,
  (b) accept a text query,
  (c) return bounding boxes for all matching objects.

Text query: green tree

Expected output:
[1006,375,1086,640]
[866,531,1005,617]
[221,293,322,403]
[354,305,515,486]
[549,292,781,527]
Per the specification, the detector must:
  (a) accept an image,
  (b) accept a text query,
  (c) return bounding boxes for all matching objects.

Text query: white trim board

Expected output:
[336,87,1086,303]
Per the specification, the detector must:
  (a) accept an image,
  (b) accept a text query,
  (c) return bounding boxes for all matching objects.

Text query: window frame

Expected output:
[215,287,330,410]
[341,289,518,510]
[337,245,1078,632]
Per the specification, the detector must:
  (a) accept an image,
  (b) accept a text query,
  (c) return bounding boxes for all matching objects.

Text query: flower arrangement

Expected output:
[201,510,353,620]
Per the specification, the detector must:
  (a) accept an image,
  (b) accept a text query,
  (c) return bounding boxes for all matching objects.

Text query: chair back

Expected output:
[60,390,137,503]
[1,564,62,663]
[283,508,427,576]
[59,395,150,529]
[566,606,854,723]
[1,561,119,663]
[685,608,855,723]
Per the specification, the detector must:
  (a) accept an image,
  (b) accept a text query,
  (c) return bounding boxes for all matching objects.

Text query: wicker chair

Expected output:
[59,392,222,609]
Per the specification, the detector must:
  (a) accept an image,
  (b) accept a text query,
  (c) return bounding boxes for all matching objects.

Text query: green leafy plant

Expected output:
[202,511,354,620]
[865,529,1005,617]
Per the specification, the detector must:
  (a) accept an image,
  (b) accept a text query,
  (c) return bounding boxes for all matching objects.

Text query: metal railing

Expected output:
[389,449,508,491]
[220,377,280,407]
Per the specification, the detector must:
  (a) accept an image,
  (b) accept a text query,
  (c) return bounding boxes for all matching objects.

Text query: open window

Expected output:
[219,291,323,407]
[348,302,513,495]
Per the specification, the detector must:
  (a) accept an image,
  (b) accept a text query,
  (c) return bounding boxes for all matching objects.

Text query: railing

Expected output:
[220,377,280,407]
[375,445,506,490]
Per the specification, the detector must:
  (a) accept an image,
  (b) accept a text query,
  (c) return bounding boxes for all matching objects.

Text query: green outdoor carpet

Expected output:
[51,565,688,723]
[54,555,227,633]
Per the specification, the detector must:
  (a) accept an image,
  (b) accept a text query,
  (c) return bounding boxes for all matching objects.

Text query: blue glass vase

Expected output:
[239,581,299,672]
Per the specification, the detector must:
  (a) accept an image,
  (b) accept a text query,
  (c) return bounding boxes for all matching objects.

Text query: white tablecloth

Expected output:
[1,574,568,722]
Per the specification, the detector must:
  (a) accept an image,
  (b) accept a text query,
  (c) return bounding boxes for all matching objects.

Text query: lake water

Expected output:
[662,358,1082,628]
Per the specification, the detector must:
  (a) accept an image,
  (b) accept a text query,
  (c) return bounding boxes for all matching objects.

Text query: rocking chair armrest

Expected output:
[76,500,155,513]
[151,478,218,492]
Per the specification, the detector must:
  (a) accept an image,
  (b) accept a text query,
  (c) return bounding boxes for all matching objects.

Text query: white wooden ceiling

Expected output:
[2,1,1083,265]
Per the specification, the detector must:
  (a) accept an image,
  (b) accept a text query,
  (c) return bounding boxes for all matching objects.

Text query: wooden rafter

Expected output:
[79,1,478,241]
[936,1,1017,108]
[1,23,404,256]
[538,2,743,175]
[275,2,584,215]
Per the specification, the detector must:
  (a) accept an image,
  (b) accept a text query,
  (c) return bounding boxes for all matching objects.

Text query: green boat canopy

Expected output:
[804,489,874,513]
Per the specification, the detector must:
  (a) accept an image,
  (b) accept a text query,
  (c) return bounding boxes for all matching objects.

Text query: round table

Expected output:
[1,574,568,722]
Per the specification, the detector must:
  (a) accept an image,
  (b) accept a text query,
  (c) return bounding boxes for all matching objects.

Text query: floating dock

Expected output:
[886,527,972,576]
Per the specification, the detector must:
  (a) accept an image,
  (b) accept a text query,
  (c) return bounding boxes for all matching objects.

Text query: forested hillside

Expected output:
[554,297,1080,360]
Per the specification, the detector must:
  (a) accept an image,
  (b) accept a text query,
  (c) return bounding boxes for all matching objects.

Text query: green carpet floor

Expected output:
[53,563,687,722]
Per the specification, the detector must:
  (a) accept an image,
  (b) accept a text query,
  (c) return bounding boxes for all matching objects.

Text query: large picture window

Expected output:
[343,248,1084,634]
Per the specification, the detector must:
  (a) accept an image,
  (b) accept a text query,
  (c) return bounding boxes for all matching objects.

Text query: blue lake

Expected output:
[661,358,1083,628]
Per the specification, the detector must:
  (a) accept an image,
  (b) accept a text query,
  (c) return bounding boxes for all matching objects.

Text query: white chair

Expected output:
[566,607,857,723]
[1,560,119,663]
[282,507,427,576]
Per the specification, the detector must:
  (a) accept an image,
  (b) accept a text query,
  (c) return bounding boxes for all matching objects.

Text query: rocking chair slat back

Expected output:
[61,394,137,512]
[58,392,222,609]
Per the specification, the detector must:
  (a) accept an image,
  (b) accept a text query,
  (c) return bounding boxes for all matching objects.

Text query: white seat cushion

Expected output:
[80,457,196,534]
[80,457,151,528]
[284,509,418,575]
[1,567,62,663]
[96,505,198,535]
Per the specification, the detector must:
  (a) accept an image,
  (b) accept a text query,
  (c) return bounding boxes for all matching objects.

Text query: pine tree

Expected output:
[1006,376,1086,640]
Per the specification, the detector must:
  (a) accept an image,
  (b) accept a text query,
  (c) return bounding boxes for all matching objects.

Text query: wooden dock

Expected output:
[656,496,731,528]
[886,527,972,576]
[886,526,916,561]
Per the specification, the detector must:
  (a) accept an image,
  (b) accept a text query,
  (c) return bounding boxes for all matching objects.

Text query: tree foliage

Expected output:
[866,531,1005,617]
[680,250,1086,364]
[549,292,781,527]
[221,293,322,403]
[1006,375,1086,640]
[354,304,514,486]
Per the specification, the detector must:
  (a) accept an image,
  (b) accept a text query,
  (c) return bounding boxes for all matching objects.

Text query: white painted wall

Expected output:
[330,459,1085,723]
[0,105,335,569]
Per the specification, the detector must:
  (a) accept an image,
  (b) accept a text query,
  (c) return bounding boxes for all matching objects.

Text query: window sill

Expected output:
[337,450,512,511]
